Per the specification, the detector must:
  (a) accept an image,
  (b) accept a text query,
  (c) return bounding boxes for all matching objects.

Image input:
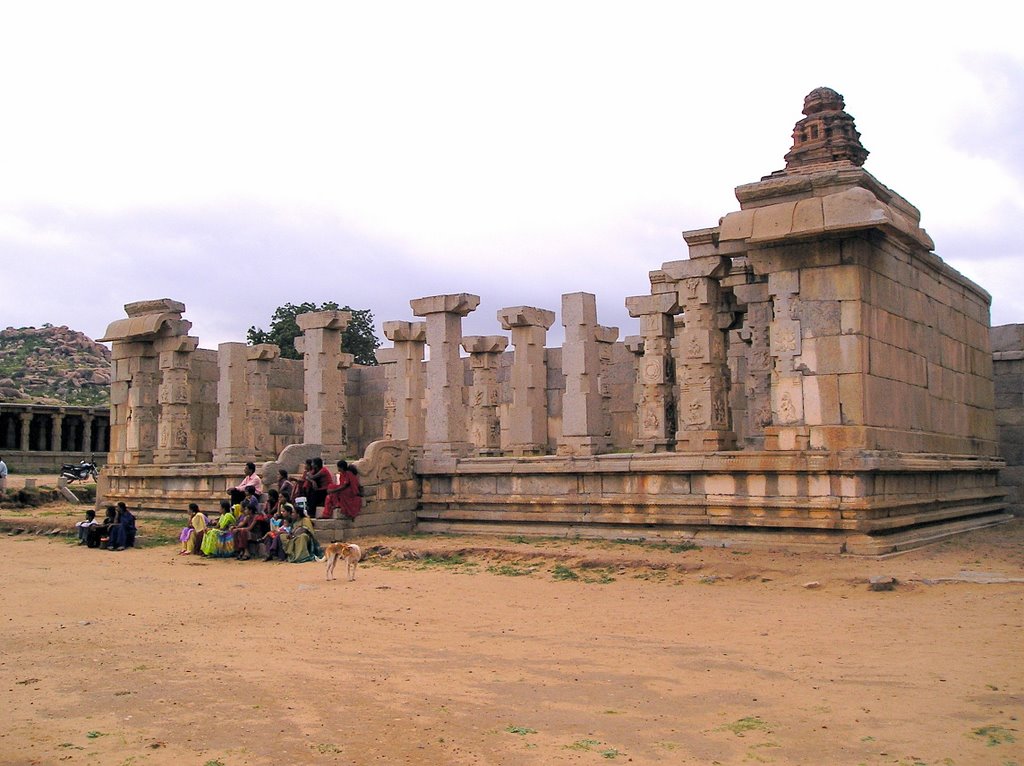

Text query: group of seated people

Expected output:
[76,502,137,550]
[175,457,363,563]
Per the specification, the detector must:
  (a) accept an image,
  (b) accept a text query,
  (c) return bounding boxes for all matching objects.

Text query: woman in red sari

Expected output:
[306,457,333,519]
[322,460,351,519]
[338,464,362,520]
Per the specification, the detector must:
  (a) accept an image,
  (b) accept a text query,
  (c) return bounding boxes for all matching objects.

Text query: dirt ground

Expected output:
[0,491,1022,766]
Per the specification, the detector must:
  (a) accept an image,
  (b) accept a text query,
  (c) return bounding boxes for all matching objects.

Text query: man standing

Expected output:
[0,455,8,492]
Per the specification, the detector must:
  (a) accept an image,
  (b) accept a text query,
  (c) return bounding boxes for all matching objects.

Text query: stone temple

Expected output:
[99,88,1009,553]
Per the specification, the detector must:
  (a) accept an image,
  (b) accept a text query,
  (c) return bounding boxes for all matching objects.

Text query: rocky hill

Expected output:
[0,326,111,407]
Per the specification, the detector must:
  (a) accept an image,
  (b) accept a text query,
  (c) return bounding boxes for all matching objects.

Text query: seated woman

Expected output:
[106,502,136,551]
[262,504,293,561]
[282,506,321,563]
[87,506,117,548]
[338,464,363,520]
[230,500,258,560]
[321,460,351,519]
[179,503,208,555]
[293,459,314,502]
[306,458,333,519]
[200,500,237,557]
[277,470,295,503]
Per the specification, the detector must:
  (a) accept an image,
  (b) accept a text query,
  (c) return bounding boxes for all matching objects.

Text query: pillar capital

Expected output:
[498,306,555,330]
[383,320,428,343]
[626,292,678,317]
[462,335,509,355]
[297,310,351,332]
[410,293,480,317]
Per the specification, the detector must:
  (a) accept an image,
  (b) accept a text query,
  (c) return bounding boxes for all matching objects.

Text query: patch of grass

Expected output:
[971,725,1016,746]
[505,535,529,544]
[86,731,106,739]
[505,725,537,736]
[582,570,615,584]
[487,564,538,577]
[419,553,469,567]
[600,748,621,759]
[316,743,342,753]
[59,743,84,750]
[717,716,771,736]
[699,575,719,585]
[551,564,580,581]
[203,760,225,766]
[567,739,602,751]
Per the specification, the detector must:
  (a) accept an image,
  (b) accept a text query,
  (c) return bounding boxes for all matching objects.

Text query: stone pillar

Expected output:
[382,321,428,449]
[214,343,250,462]
[498,305,555,456]
[558,292,610,456]
[82,414,94,455]
[734,283,774,448]
[19,411,31,452]
[247,344,280,461]
[410,293,480,462]
[154,334,199,463]
[625,293,678,452]
[100,299,192,465]
[51,412,64,452]
[596,325,619,448]
[462,335,508,455]
[765,270,808,450]
[296,310,352,460]
[661,257,736,451]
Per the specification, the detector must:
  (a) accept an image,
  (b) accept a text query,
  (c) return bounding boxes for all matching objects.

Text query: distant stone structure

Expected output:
[0,402,110,473]
[993,325,1023,515]
[99,88,1011,552]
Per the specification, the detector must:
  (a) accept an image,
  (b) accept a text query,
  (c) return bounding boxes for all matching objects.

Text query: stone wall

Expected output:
[993,324,1024,515]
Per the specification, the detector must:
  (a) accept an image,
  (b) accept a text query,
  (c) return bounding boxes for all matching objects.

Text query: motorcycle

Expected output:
[59,460,99,483]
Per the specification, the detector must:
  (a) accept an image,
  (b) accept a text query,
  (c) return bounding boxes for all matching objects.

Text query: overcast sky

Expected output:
[2,2,1021,353]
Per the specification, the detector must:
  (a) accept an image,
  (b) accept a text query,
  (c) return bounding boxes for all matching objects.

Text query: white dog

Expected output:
[316,542,362,581]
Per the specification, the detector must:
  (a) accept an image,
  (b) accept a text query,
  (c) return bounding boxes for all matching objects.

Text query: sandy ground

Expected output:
[0,493,1022,766]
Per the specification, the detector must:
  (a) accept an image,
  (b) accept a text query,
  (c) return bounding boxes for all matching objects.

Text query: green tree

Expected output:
[247,302,381,365]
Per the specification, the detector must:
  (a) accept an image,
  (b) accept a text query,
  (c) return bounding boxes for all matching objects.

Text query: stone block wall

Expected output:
[993,324,1024,515]
[347,364,388,458]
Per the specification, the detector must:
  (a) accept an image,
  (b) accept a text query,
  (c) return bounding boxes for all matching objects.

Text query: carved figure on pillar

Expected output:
[410,293,480,463]
[154,334,199,463]
[382,321,428,450]
[296,309,352,462]
[625,293,678,452]
[734,282,774,448]
[462,335,508,455]
[498,305,555,456]
[764,270,809,450]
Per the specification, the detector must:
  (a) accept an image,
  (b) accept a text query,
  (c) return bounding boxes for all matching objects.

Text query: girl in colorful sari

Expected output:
[230,502,257,560]
[263,504,293,561]
[200,500,237,557]
[179,502,208,555]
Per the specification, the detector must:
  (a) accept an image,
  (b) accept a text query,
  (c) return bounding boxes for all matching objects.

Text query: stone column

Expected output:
[734,283,774,448]
[19,411,32,452]
[765,269,808,450]
[82,414,94,455]
[462,335,508,455]
[558,292,610,456]
[498,305,555,456]
[661,257,736,451]
[297,309,352,460]
[625,293,678,452]
[154,334,199,464]
[125,353,161,464]
[382,321,428,449]
[247,344,280,461]
[214,343,250,462]
[596,325,619,448]
[411,293,480,462]
[50,412,63,452]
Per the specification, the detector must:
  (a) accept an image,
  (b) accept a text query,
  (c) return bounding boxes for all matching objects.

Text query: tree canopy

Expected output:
[247,302,381,365]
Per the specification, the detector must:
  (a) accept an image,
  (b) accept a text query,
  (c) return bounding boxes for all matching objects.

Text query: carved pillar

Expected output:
[154,334,199,463]
[558,292,611,456]
[214,343,250,462]
[99,299,192,465]
[19,411,31,452]
[498,305,555,456]
[410,293,480,462]
[624,336,645,443]
[462,335,508,455]
[661,257,736,451]
[247,344,280,461]
[625,293,678,452]
[596,325,619,449]
[734,283,774,448]
[50,412,63,452]
[82,414,94,455]
[296,309,352,460]
[382,321,427,449]
[765,270,808,450]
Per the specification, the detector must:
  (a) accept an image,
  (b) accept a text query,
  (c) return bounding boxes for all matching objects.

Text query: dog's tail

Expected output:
[314,554,326,562]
